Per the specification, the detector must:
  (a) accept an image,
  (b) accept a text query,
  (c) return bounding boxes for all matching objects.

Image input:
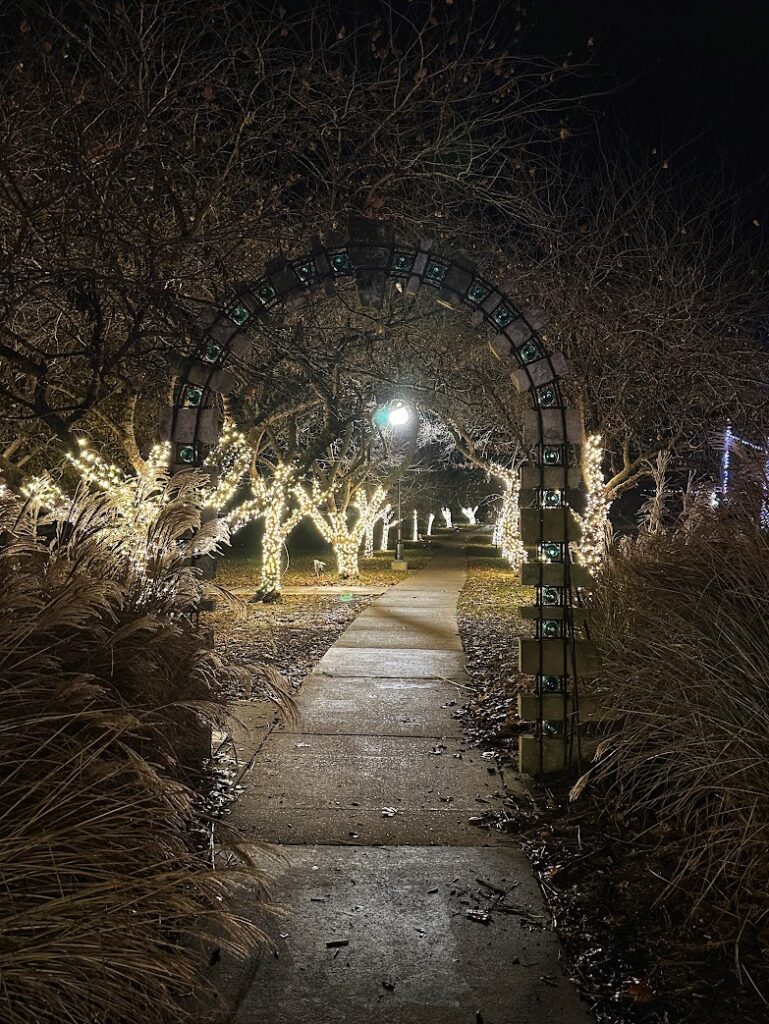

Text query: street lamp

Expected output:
[388,403,410,427]
[387,402,411,563]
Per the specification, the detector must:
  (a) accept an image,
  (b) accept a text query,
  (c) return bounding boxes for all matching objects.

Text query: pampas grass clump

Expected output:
[0,473,287,1024]
[589,506,769,948]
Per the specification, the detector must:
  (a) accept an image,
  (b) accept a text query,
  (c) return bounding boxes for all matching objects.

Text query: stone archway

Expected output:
[163,216,600,775]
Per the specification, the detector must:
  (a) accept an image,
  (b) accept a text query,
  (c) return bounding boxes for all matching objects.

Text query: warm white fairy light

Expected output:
[488,463,524,570]
[426,512,435,536]
[575,433,610,574]
[20,440,195,576]
[441,506,452,528]
[461,505,479,525]
[224,460,308,593]
[204,423,251,511]
[362,503,391,558]
[23,441,175,537]
[379,507,399,551]
[411,508,419,541]
[21,473,68,510]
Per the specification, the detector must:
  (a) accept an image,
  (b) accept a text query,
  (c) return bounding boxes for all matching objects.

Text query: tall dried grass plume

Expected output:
[0,472,290,1024]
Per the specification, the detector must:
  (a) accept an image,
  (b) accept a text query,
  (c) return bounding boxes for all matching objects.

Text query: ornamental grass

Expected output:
[0,474,290,1024]
[587,502,769,958]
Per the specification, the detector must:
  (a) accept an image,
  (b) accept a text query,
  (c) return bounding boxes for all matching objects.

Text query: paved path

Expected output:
[215,546,590,1024]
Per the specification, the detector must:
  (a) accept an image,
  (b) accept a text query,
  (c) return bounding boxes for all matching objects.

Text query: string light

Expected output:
[362,503,391,558]
[426,512,435,537]
[21,474,68,510]
[379,507,400,551]
[411,508,419,541]
[204,423,251,511]
[19,441,205,580]
[441,506,452,528]
[460,505,479,525]
[575,433,610,574]
[491,465,525,570]
[225,460,307,593]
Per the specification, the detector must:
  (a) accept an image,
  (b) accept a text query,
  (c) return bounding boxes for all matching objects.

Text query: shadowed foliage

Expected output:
[589,504,769,960]
[0,475,290,1024]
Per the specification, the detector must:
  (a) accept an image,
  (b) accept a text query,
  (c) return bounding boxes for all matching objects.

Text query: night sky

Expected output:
[3,0,765,185]
[346,0,769,195]
[528,0,769,182]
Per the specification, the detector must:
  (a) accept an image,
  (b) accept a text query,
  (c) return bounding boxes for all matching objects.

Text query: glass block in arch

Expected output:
[535,384,558,408]
[181,385,205,408]
[176,443,199,465]
[491,303,514,328]
[465,279,490,305]
[540,541,564,562]
[541,444,564,466]
[539,674,566,693]
[540,489,565,508]
[540,619,562,639]
[538,584,564,607]
[228,302,250,327]
[391,251,415,275]
[202,342,224,365]
[424,260,447,284]
[293,259,317,284]
[256,281,278,306]
[518,340,541,365]
[330,252,351,275]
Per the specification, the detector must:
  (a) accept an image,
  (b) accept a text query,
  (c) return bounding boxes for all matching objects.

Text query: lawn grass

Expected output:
[457,554,532,629]
[217,549,431,590]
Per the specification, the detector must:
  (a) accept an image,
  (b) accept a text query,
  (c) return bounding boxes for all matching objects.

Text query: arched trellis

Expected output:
[162,217,601,775]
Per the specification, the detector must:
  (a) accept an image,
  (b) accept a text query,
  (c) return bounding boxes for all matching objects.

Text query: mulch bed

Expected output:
[209,592,375,691]
[455,555,769,1024]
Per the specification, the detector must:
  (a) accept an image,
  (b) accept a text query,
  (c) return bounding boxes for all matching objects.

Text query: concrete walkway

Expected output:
[216,547,590,1024]
[230,585,387,597]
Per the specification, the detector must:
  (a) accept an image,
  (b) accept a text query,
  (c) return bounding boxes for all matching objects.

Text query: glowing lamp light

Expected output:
[388,403,410,427]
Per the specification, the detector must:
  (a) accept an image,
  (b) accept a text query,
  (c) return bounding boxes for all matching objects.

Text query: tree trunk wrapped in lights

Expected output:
[494,468,525,570]
[362,503,391,558]
[575,433,611,573]
[225,461,308,595]
[441,506,452,528]
[379,507,400,551]
[461,505,479,525]
[411,508,419,541]
[302,485,388,579]
[426,512,435,536]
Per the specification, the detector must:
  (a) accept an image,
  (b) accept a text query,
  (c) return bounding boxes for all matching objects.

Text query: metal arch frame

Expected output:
[164,227,592,776]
